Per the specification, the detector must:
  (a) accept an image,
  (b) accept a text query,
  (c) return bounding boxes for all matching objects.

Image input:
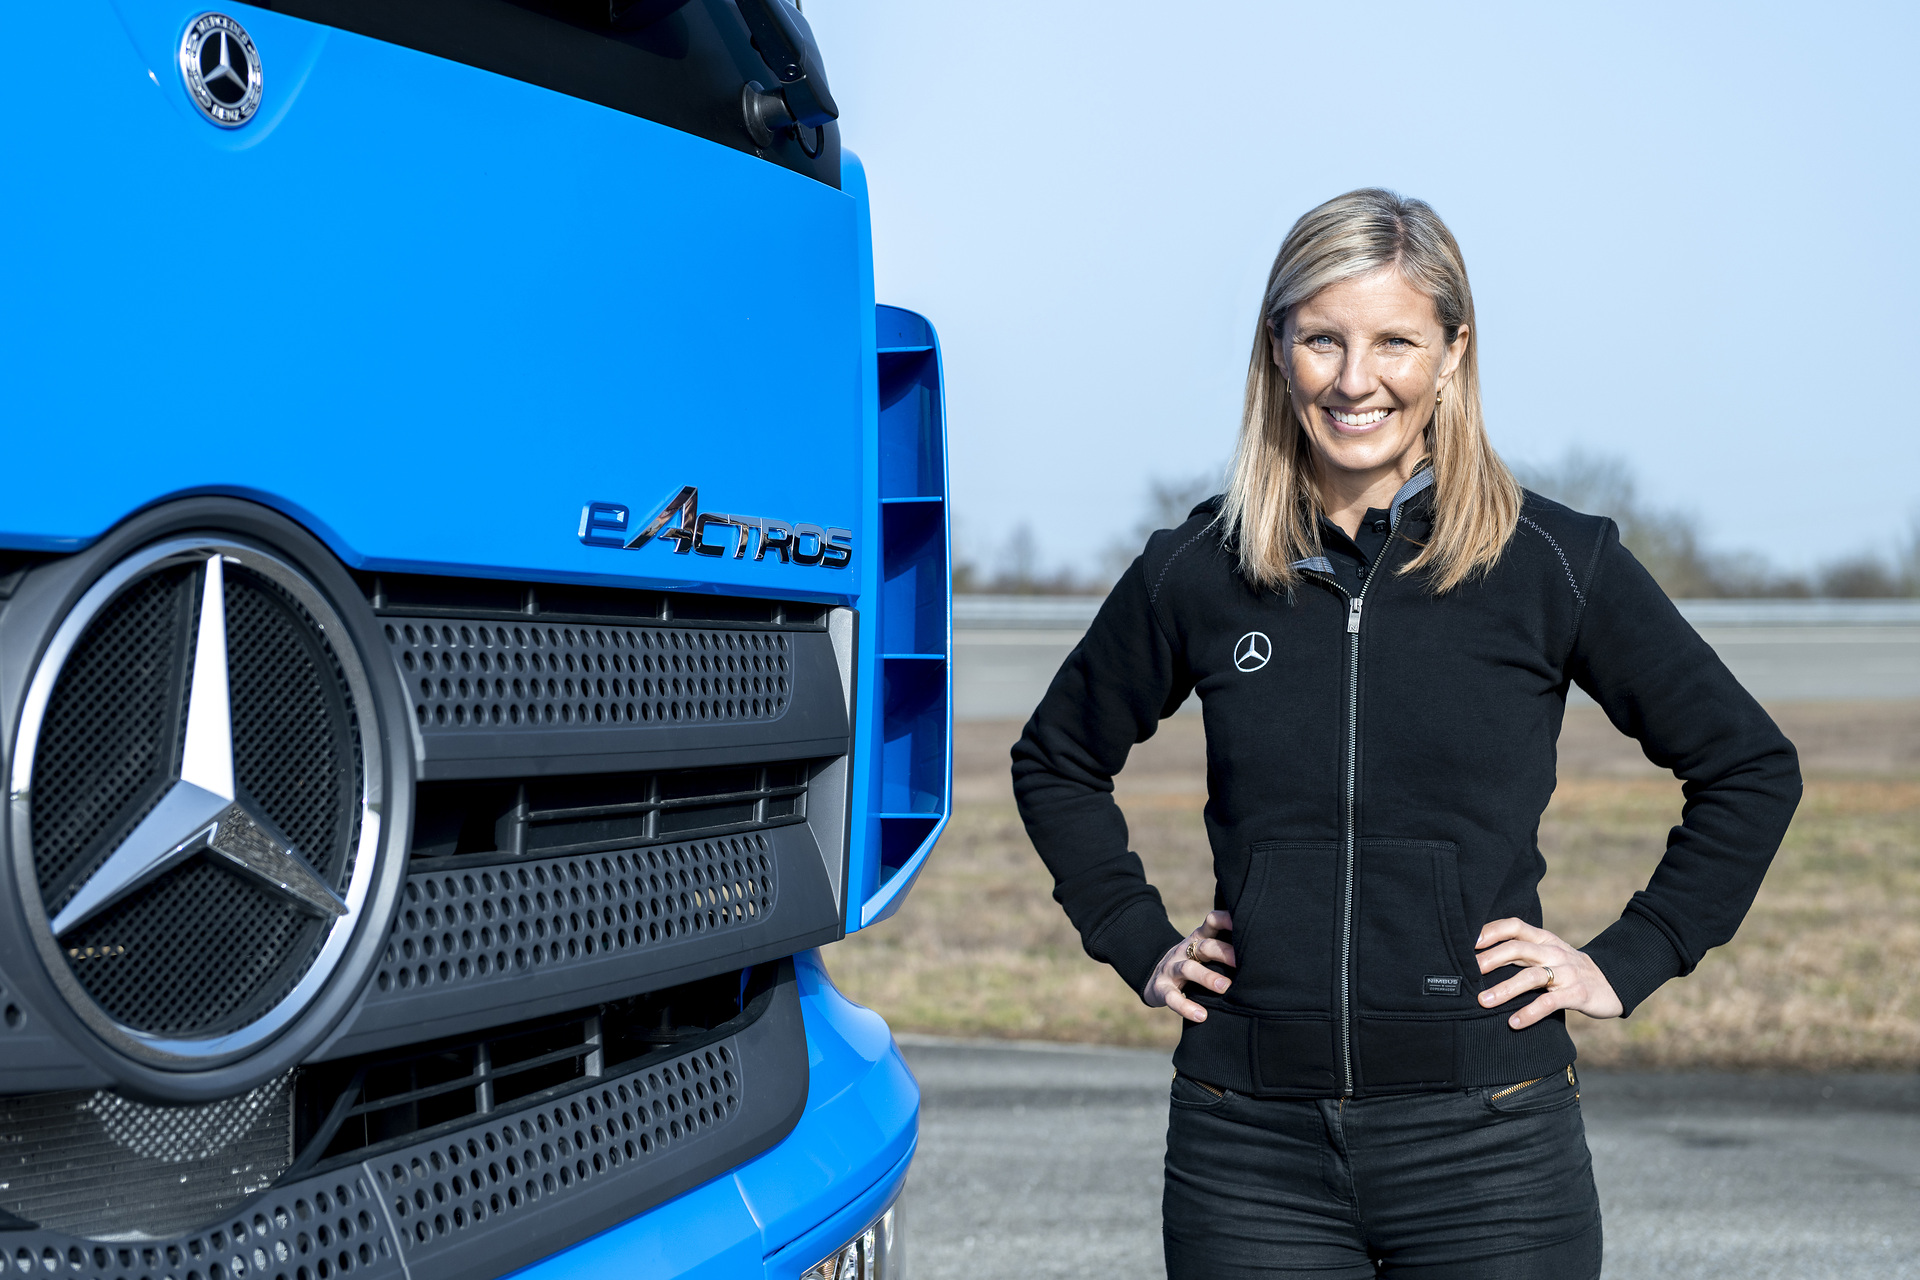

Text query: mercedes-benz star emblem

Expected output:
[10,533,386,1074]
[50,556,345,939]
[1233,630,1272,672]
[179,13,263,128]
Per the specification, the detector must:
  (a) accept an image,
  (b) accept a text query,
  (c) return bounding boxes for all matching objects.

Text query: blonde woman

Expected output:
[1011,188,1800,1278]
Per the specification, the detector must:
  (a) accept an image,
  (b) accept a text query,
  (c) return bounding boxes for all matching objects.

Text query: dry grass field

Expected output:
[824,702,1920,1070]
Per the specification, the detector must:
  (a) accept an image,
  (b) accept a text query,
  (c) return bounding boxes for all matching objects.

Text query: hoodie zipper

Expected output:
[1326,505,1403,1099]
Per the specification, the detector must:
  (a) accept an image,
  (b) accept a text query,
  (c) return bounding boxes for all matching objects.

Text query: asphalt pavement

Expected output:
[894,1037,1920,1279]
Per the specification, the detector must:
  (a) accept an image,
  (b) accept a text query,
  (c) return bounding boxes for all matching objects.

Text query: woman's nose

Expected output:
[1335,351,1379,400]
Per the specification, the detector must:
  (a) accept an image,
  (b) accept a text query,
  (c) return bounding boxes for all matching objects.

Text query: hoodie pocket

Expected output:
[1354,839,1477,1012]
[1227,841,1341,1012]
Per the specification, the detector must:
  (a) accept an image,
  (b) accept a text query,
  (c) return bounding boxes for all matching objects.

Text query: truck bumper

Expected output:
[508,950,917,1279]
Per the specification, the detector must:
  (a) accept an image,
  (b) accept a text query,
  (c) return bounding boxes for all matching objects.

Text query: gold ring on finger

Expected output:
[1185,940,1199,962]
[1542,965,1555,987]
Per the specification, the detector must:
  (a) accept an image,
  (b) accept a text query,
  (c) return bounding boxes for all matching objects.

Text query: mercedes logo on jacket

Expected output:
[1233,631,1271,672]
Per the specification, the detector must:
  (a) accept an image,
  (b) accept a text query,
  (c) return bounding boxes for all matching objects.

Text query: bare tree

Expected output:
[1097,470,1226,584]
[1513,451,1915,599]
[953,453,1914,599]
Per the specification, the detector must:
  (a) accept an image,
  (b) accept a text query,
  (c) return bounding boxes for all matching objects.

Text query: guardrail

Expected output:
[953,595,1920,719]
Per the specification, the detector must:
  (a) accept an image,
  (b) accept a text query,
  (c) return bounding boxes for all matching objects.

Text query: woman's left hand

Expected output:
[1474,919,1624,1029]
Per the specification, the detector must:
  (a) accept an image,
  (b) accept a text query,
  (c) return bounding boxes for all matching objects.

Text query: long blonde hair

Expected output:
[1220,188,1519,594]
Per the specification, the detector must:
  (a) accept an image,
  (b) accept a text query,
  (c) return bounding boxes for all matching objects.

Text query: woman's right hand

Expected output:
[1143,910,1236,1022]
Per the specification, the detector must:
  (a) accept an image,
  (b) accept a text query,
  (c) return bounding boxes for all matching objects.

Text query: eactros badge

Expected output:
[580,487,853,568]
[179,13,262,128]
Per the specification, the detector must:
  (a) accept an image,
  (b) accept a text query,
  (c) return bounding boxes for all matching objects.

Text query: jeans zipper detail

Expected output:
[1332,509,1402,1099]
[1490,1075,1546,1103]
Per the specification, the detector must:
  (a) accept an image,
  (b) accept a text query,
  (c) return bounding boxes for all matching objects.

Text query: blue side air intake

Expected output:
[850,306,951,929]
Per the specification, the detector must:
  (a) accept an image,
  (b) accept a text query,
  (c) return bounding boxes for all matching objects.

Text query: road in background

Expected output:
[896,1037,1920,1280]
[954,596,1920,720]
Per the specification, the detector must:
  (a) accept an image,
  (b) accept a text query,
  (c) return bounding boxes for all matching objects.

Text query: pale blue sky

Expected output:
[808,1,1920,578]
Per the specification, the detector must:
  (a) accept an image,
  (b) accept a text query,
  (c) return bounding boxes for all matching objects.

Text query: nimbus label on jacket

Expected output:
[579,487,852,568]
[1423,975,1464,997]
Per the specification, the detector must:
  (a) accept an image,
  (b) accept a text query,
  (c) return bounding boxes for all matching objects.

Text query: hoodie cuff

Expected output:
[1581,910,1687,1017]
[1085,899,1186,1001]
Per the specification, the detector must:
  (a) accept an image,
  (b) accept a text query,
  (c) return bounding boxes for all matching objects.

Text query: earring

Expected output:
[1435,388,1444,406]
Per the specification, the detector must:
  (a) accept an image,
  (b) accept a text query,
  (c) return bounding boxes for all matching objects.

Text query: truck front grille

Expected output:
[374,832,776,1000]
[374,761,806,1000]
[295,969,747,1172]
[0,1074,292,1239]
[387,618,793,732]
[410,760,809,863]
[0,966,766,1257]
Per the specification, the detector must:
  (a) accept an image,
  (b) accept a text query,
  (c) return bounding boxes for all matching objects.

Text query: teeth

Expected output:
[1330,408,1390,426]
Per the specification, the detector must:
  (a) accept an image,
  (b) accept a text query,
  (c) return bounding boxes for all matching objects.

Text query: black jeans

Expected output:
[1163,1067,1601,1278]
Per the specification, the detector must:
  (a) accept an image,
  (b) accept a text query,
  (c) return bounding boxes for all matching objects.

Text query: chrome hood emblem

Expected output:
[179,13,263,128]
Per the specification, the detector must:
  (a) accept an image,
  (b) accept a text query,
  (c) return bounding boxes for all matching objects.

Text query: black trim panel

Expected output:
[316,819,840,1060]
[406,626,849,781]
[254,0,841,187]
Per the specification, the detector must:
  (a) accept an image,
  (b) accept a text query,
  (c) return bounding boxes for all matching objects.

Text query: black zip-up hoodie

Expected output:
[1010,482,1801,1098]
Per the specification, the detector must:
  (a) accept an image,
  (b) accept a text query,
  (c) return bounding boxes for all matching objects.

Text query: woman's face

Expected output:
[1272,266,1468,486]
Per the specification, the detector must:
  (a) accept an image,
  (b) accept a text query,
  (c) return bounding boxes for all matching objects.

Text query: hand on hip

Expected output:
[1144,910,1236,1022]
[1475,918,1624,1028]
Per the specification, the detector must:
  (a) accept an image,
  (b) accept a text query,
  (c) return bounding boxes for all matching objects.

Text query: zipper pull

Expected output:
[1346,597,1364,634]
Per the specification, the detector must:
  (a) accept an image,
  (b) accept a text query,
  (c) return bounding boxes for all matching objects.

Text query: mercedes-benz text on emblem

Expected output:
[179,14,262,128]
[1233,630,1272,672]
[9,537,385,1070]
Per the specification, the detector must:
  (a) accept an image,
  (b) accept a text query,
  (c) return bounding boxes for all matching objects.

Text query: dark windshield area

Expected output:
[258,0,840,187]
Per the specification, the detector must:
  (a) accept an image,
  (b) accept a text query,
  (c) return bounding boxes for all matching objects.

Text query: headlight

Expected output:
[800,1205,899,1280]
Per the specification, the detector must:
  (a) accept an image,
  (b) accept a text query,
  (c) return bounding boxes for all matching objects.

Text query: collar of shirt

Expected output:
[1288,465,1435,584]
[1317,508,1394,587]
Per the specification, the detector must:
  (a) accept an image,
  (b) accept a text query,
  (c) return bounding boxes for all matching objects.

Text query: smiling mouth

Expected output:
[1326,407,1391,427]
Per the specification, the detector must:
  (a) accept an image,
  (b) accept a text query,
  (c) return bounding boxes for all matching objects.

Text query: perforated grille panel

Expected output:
[379,1042,739,1259]
[0,1039,740,1275]
[385,619,792,731]
[29,563,363,1037]
[371,836,776,999]
[0,1169,393,1280]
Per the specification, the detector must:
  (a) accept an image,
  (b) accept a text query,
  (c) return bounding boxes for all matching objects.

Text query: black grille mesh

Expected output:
[0,1037,740,1267]
[370,836,775,1001]
[32,563,362,1036]
[0,1167,388,1276]
[226,568,361,885]
[29,566,194,905]
[0,1073,291,1239]
[381,1043,738,1261]
[386,619,791,732]
[64,858,322,1035]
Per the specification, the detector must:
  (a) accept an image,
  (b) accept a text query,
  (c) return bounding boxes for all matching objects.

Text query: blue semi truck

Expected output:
[0,3,951,1277]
